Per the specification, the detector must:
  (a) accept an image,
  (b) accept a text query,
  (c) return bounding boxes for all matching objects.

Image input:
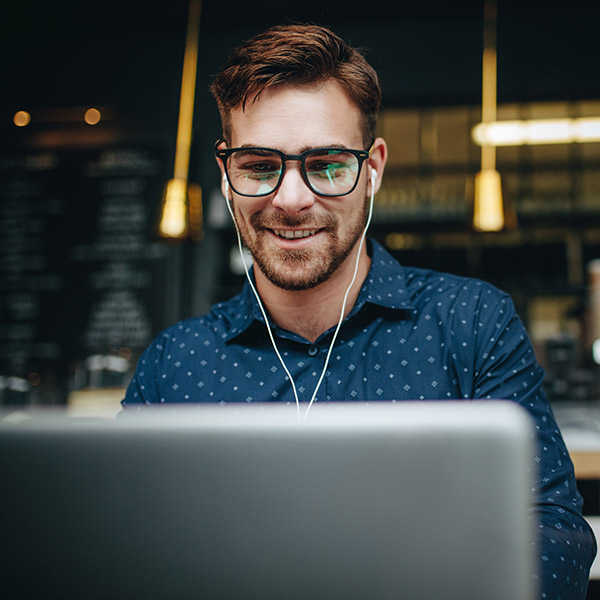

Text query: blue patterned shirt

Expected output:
[123,239,596,598]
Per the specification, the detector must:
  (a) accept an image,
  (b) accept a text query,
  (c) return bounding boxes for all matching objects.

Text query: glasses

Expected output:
[215,140,372,198]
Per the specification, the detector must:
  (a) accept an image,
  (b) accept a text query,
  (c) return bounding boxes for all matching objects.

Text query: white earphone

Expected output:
[223,161,378,422]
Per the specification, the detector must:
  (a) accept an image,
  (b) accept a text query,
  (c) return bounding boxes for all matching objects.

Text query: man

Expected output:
[122,24,596,597]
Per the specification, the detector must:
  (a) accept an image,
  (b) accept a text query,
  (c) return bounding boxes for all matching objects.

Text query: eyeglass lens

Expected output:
[226,149,360,196]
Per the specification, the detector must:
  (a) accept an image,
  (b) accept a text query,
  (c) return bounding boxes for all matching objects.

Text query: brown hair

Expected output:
[210,24,381,147]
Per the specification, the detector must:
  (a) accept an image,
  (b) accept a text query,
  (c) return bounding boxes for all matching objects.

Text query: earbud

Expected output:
[370,168,378,184]
[223,174,229,195]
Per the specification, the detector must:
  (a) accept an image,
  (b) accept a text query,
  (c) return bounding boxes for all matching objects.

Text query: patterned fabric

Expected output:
[123,239,596,598]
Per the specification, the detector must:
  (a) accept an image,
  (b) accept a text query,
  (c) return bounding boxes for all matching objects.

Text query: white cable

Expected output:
[224,168,377,422]
[223,181,302,420]
[302,172,376,421]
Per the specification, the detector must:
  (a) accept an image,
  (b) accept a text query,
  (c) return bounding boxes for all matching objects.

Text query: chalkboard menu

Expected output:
[0,145,175,406]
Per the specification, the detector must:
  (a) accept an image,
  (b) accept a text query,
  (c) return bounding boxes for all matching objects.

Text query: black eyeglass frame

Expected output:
[214,139,373,198]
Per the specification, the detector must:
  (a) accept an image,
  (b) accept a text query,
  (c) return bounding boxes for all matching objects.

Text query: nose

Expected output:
[271,163,315,215]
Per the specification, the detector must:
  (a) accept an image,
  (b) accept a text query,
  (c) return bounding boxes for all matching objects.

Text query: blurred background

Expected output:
[2,0,600,414]
[5,2,600,591]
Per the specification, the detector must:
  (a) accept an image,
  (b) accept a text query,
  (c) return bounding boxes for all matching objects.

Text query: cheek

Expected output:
[339,191,368,222]
[232,197,263,229]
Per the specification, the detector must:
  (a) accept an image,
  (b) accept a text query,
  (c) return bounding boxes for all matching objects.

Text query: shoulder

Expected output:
[367,239,515,321]
[369,238,509,304]
[145,290,252,356]
[403,265,508,301]
[410,268,519,337]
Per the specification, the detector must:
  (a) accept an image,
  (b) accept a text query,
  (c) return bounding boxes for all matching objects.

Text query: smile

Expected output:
[272,229,319,239]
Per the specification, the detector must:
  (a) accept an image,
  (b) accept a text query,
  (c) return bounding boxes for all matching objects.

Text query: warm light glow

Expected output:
[473,117,600,146]
[159,0,201,241]
[118,347,132,361]
[187,183,203,241]
[13,110,31,127]
[473,3,506,233]
[84,107,102,125]
[473,169,504,232]
[159,178,188,238]
[386,233,408,250]
[28,372,41,386]
[172,0,201,179]
[385,233,417,250]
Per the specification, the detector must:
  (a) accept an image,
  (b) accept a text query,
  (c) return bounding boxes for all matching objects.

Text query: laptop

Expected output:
[0,401,535,600]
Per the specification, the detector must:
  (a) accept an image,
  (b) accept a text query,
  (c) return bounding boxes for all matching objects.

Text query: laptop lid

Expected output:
[1,401,535,600]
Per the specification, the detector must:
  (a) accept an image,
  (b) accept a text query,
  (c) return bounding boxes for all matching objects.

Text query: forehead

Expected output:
[228,81,364,151]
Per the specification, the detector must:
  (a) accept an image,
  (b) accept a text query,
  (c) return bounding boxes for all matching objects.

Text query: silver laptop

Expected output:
[1,401,535,600]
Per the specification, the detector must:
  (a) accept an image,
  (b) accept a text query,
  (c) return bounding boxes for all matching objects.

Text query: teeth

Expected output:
[273,229,318,239]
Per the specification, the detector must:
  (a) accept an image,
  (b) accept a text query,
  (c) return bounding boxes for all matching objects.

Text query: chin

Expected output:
[257,251,343,292]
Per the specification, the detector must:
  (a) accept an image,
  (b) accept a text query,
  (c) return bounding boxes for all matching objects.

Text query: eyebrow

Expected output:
[237,143,351,153]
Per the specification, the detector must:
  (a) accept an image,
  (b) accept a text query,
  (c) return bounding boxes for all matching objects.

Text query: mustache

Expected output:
[250,213,336,231]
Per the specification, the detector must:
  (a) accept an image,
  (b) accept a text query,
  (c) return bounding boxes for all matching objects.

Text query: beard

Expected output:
[232,197,369,291]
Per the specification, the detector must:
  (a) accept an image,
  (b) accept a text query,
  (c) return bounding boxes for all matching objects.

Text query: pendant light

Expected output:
[473,0,505,232]
[159,0,203,240]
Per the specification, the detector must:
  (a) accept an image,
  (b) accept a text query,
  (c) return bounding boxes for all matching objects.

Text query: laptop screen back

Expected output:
[1,401,535,600]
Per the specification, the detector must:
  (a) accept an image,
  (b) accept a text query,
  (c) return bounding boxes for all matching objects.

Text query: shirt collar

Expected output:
[353,238,415,312]
[223,238,415,342]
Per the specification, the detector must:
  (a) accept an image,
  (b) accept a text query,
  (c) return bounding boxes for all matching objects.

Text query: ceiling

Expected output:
[1,1,600,121]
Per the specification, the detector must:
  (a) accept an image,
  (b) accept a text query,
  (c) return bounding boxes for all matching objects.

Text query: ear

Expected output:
[215,154,228,198]
[367,137,387,195]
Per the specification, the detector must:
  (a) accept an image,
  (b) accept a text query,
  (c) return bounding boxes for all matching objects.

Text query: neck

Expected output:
[254,243,371,343]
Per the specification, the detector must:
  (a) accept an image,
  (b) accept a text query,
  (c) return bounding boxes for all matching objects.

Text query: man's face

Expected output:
[223,81,373,291]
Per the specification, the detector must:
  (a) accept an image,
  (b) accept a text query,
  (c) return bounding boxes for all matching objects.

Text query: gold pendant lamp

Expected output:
[473,0,505,232]
[159,0,203,240]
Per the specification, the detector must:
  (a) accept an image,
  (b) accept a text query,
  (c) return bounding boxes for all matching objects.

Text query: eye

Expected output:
[306,155,352,179]
[310,160,342,172]
[242,160,275,171]
[243,163,281,181]
[230,151,282,180]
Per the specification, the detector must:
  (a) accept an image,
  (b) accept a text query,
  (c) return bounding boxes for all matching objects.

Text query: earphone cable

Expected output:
[224,169,376,422]
[302,174,375,421]
[224,189,302,420]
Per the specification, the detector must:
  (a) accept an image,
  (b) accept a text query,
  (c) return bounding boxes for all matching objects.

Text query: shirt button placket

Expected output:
[307,344,319,357]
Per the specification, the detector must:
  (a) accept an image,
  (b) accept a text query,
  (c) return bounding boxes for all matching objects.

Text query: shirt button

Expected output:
[307,345,319,357]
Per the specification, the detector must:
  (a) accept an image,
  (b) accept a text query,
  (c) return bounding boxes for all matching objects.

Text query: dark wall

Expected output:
[1,1,600,405]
